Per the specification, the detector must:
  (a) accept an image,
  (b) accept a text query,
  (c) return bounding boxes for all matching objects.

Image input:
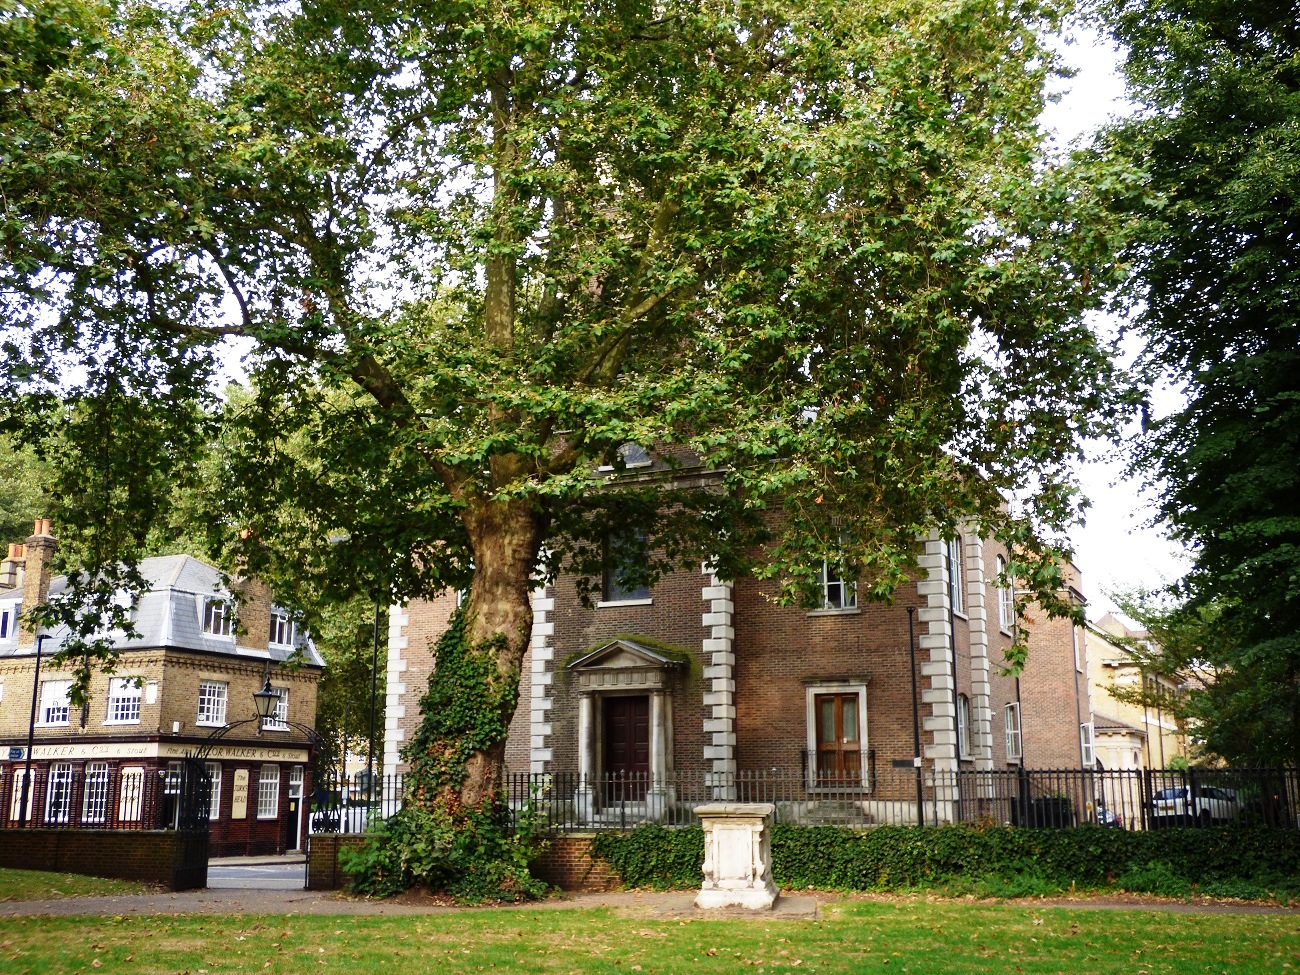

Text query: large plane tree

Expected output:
[2,0,1133,890]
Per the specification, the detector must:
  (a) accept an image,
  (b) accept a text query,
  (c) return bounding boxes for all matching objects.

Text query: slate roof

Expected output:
[0,554,323,667]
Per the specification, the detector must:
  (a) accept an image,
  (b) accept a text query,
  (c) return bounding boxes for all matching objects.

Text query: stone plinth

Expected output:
[694,802,778,910]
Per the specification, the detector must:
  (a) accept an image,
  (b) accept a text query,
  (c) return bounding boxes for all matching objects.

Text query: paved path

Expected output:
[0,888,1292,919]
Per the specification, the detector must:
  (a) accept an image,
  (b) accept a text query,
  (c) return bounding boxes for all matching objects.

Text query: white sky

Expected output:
[1041,26,1192,618]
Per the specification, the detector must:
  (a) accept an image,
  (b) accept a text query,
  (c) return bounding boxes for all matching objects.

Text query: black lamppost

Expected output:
[366,589,380,807]
[17,633,48,827]
[907,608,925,828]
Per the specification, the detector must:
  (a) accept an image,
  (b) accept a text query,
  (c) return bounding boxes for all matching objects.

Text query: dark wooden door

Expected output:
[603,695,650,801]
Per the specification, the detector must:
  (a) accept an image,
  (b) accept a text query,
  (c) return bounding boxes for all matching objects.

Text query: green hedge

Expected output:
[590,824,1300,900]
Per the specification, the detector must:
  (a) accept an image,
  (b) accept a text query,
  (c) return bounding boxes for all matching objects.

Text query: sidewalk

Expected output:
[0,887,1292,919]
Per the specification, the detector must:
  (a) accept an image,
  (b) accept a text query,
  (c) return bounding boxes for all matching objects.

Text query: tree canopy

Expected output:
[3,0,1135,871]
[1094,0,1300,765]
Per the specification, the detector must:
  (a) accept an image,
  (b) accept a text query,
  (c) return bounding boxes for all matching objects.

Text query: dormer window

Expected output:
[599,443,653,472]
[0,606,11,640]
[618,443,651,467]
[202,599,234,638]
[269,610,294,647]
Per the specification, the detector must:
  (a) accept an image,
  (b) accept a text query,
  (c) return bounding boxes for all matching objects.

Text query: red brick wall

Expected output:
[1017,562,1091,770]
[306,833,367,890]
[531,835,621,892]
[0,828,196,889]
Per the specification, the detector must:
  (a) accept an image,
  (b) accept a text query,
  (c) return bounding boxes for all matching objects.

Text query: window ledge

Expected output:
[952,610,969,621]
[806,607,861,617]
[196,719,225,728]
[35,722,69,728]
[596,598,653,608]
[103,719,141,726]
[999,627,1014,637]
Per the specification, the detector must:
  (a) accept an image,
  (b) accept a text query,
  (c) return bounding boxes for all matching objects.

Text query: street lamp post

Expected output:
[367,590,380,808]
[18,633,48,827]
[907,607,925,828]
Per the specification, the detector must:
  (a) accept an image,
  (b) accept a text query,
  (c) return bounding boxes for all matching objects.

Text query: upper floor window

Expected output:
[269,610,294,647]
[197,680,228,726]
[202,598,234,638]
[996,555,1015,632]
[601,531,651,602]
[263,687,289,731]
[38,679,72,726]
[1004,702,1022,762]
[817,559,857,611]
[106,678,142,724]
[947,536,964,615]
[0,605,13,640]
[957,693,972,759]
[1080,721,1096,767]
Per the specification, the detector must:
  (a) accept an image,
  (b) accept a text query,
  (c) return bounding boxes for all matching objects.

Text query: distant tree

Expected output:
[1094,0,1300,764]
[3,0,1137,893]
[0,433,49,546]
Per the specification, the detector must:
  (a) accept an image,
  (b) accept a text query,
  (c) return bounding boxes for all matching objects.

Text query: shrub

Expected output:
[589,823,1300,900]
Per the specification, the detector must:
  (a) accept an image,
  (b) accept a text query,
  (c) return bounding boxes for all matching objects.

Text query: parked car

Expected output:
[1150,785,1242,826]
[1094,803,1123,828]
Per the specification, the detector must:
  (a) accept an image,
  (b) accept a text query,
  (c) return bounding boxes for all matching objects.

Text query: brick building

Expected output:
[0,521,323,856]
[383,494,1094,824]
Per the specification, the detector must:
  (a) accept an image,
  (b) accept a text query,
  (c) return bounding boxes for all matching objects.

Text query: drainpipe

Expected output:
[907,607,924,828]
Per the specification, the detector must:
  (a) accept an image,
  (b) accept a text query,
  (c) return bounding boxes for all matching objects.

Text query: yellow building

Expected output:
[1086,613,1192,771]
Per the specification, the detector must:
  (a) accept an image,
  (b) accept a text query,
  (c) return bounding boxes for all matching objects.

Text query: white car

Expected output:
[1151,785,1242,826]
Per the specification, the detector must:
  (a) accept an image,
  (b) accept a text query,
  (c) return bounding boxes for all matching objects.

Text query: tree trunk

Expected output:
[444,497,544,808]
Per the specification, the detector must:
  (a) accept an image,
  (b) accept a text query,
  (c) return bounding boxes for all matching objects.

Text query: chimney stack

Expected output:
[18,518,57,649]
[0,543,23,590]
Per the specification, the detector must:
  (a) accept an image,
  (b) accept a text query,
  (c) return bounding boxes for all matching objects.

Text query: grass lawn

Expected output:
[0,868,152,902]
[0,899,1296,974]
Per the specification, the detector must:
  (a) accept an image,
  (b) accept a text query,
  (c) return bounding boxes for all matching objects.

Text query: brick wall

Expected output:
[0,649,318,742]
[531,835,621,892]
[0,828,203,889]
[385,591,458,777]
[306,833,368,890]
[1017,562,1092,770]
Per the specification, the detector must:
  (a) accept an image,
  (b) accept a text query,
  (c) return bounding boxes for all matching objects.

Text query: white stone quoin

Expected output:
[694,803,779,910]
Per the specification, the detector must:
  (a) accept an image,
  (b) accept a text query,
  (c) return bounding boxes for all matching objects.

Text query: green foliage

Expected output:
[341,609,546,901]
[590,825,705,891]
[592,823,1300,901]
[0,433,49,545]
[2,0,1141,817]
[1093,0,1300,764]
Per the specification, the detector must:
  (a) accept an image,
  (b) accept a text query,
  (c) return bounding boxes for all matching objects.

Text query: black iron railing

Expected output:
[303,766,1300,834]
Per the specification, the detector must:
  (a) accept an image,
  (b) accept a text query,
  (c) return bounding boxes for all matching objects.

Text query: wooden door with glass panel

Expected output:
[815,693,862,786]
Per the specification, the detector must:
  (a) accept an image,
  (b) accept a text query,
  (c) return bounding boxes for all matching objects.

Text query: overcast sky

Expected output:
[1041,25,1192,619]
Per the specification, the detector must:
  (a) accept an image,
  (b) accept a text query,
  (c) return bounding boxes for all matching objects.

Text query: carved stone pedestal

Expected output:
[694,802,778,910]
